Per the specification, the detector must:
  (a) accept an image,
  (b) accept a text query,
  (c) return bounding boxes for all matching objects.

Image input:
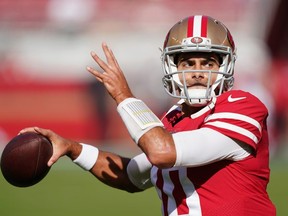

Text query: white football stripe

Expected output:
[161,169,178,216]
[205,112,262,133]
[179,168,202,216]
[204,121,259,144]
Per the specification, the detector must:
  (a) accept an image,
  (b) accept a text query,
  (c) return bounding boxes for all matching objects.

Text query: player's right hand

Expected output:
[86,42,134,105]
[19,127,82,167]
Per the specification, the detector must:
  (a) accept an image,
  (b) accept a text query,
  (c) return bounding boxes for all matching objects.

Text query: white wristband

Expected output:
[73,143,99,171]
[117,98,164,144]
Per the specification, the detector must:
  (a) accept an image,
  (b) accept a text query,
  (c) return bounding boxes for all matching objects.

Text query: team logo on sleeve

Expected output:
[228,95,246,102]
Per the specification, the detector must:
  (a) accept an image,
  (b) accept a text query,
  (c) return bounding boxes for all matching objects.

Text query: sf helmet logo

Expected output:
[191,37,203,44]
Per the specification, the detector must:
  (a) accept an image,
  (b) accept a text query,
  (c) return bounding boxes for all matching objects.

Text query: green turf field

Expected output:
[1,157,287,215]
[267,159,288,216]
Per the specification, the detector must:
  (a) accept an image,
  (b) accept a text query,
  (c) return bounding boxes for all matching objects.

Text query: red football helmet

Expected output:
[161,15,237,106]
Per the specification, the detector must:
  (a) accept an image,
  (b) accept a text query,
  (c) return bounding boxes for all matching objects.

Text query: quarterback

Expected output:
[20,15,276,215]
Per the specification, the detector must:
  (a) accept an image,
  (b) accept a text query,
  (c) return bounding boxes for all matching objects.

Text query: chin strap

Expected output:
[182,88,215,106]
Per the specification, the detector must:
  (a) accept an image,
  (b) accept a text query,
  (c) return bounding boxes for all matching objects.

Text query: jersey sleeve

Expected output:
[126,153,153,190]
[172,128,251,167]
[202,90,268,150]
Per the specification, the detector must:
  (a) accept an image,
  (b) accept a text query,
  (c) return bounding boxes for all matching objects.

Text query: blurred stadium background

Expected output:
[0,0,288,215]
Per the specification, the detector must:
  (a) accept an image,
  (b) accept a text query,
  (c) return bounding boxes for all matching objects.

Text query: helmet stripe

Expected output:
[201,16,208,37]
[193,15,202,37]
[187,16,194,37]
[187,15,208,38]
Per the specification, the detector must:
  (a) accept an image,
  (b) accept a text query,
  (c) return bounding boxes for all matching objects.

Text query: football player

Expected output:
[21,15,276,215]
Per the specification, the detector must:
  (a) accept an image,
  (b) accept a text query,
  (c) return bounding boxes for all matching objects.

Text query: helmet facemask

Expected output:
[161,15,236,107]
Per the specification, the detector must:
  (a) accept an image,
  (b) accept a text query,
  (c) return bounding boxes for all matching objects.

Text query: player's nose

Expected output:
[186,71,204,80]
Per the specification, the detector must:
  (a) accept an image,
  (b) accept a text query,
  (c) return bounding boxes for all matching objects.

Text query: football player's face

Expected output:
[176,52,220,89]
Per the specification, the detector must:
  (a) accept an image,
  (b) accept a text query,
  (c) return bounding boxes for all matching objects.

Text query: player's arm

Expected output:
[89,150,152,192]
[134,126,251,168]
[86,43,177,168]
[73,145,153,192]
[19,127,149,193]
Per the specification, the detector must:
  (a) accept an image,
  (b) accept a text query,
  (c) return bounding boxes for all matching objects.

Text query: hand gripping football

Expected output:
[0,132,53,187]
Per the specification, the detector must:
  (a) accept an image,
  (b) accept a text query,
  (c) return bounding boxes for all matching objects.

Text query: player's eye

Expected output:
[203,59,220,69]
[178,60,194,68]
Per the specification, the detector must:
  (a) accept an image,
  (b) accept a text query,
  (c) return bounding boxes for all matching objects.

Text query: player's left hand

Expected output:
[87,42,134,104]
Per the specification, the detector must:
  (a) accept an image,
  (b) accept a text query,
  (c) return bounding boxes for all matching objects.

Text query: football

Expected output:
[0,132,53,187]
